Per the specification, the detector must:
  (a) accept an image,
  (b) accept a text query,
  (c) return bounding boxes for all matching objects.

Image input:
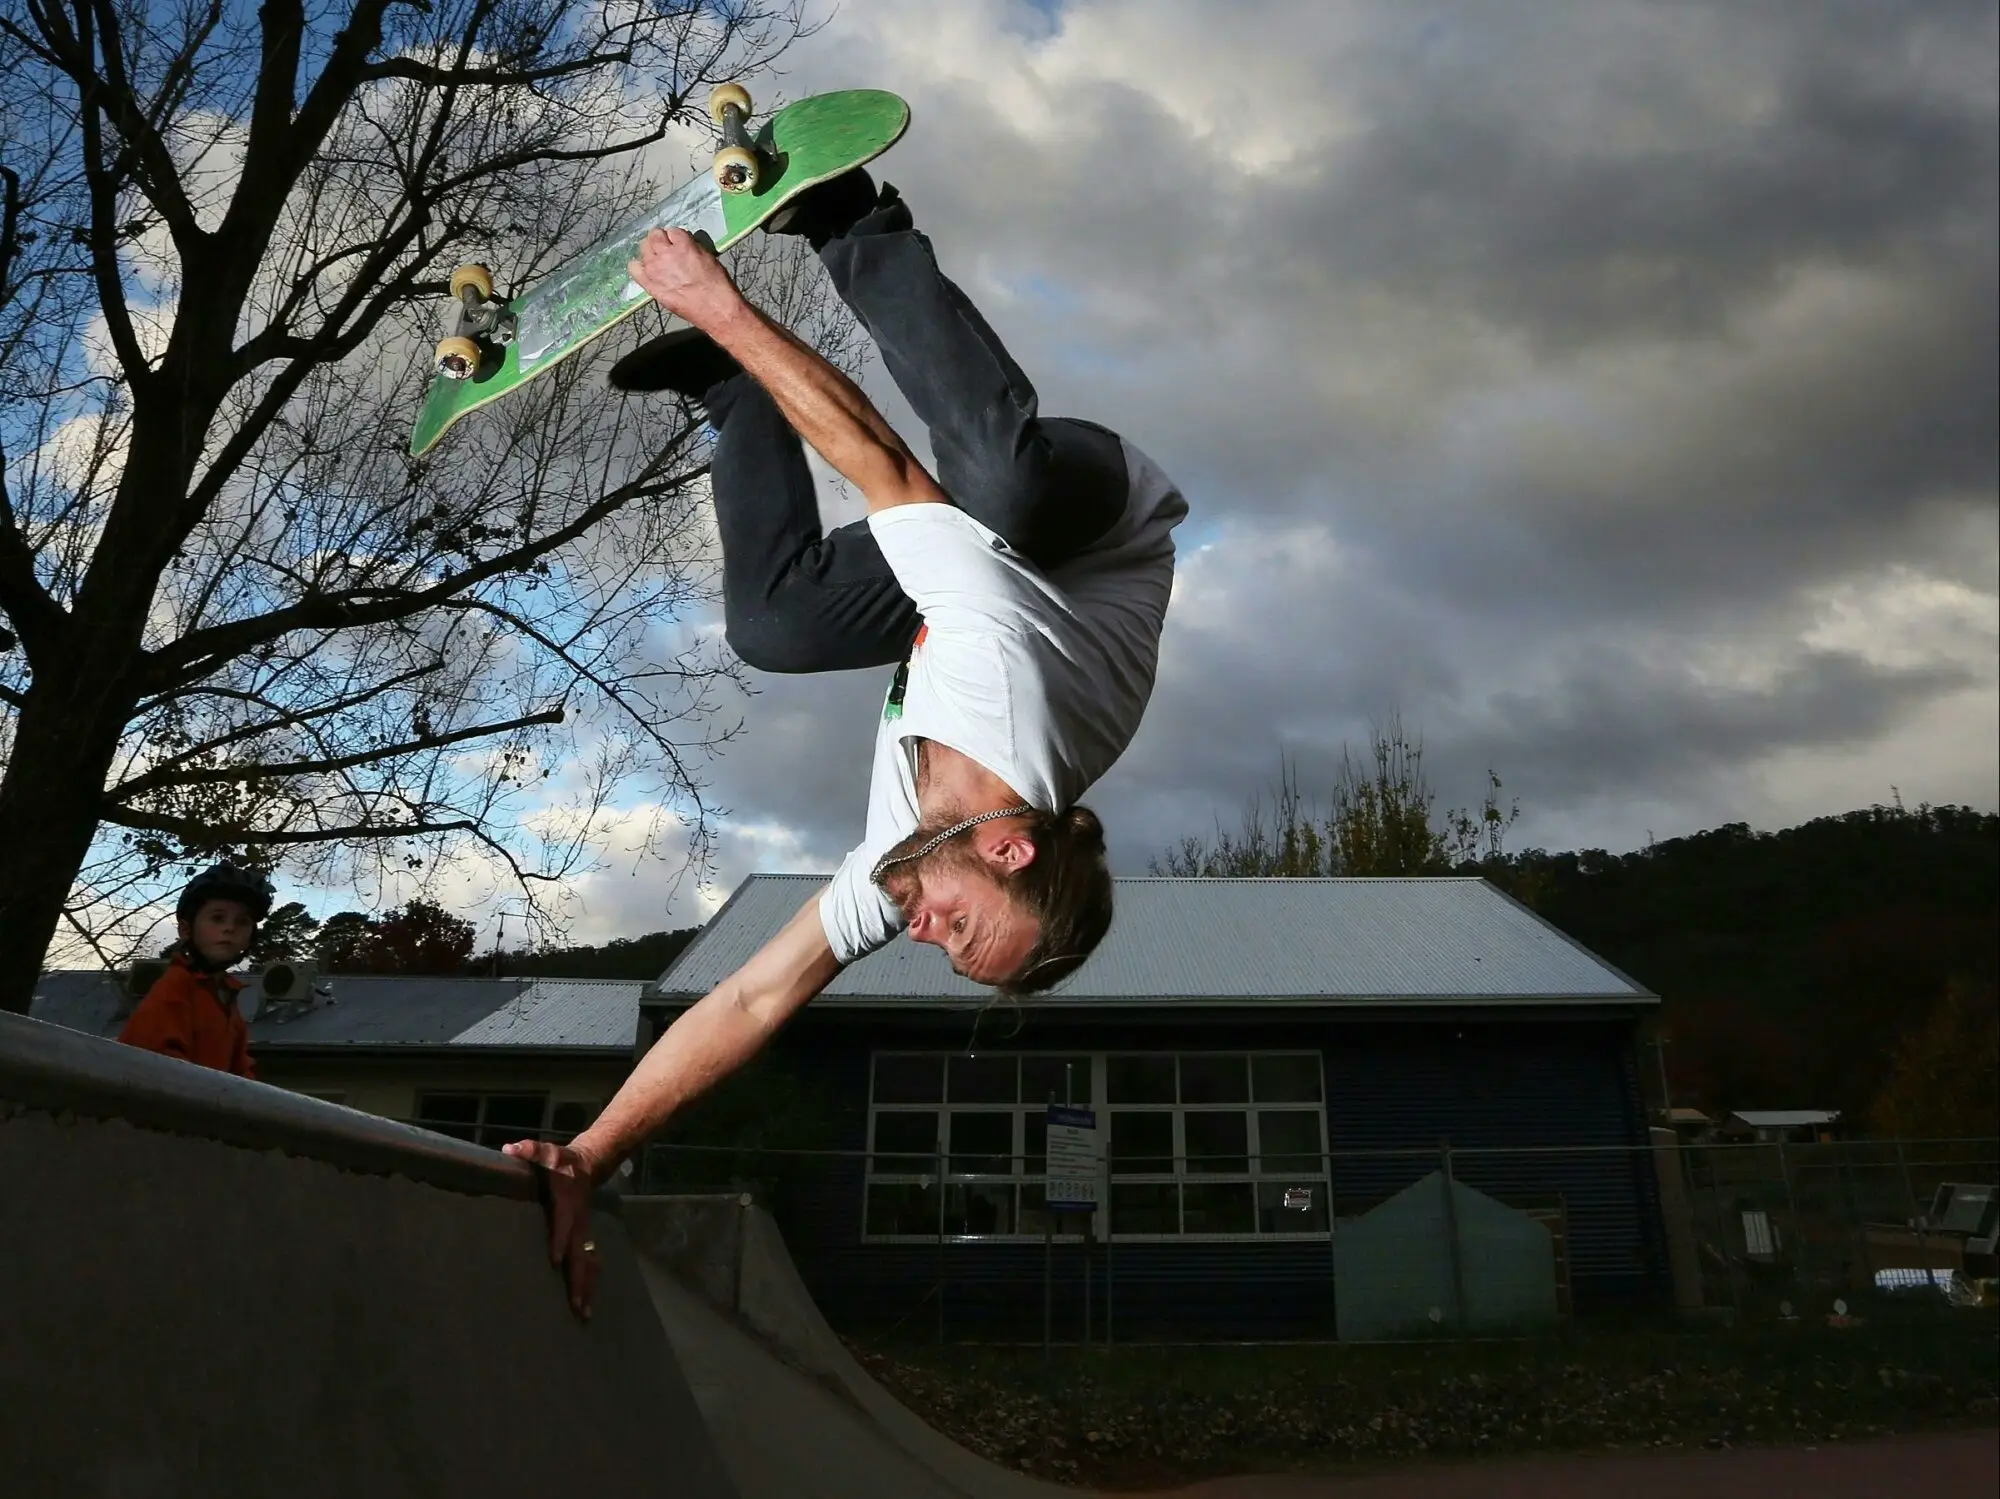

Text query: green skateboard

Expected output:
[409,86,910,458]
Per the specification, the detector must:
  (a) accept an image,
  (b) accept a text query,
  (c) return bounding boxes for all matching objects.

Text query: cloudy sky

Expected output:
[47,0,1971,955]
[523,0,1996,942]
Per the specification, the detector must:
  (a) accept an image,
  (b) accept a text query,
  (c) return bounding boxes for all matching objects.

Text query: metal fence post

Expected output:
[1894,1138,1936,1288]
[1044,1090,1055,1362]
[935,1140,946,1347]
[1043,1211,1054,1364]
[1838,1149,1870,1289]
[1703,1149,1743,1317]
[1326,1146,1339,1338]
[1103,1147,1114,1346]
[1440,1138,1467,1331]
[1776,1138,1805,1289]
[1083,1213,1093,1348]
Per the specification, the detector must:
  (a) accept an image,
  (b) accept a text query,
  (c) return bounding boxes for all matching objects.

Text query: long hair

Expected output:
[996,805,1113,995]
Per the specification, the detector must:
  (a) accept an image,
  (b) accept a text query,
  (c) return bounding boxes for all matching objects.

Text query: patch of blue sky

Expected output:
[1006,270,1084,314]
[1002,0,1068,44]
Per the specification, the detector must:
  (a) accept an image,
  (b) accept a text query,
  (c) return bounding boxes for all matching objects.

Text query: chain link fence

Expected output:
[619,1132,1998,1344]
[1669,1134,1999,1318]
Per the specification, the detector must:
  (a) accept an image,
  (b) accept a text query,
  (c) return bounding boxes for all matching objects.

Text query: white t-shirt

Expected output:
[818,438,1187,963]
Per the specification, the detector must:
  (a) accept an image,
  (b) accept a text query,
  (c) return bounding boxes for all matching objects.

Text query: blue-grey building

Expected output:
[645,875,1667,1341]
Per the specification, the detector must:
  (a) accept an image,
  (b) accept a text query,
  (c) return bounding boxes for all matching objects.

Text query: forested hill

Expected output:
[486,928,700,980]
[1490,804,1998,1125]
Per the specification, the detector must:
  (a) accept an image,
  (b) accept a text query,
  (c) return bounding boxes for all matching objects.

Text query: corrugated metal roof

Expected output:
[251,976,530,1045]
[26,971,126,1037]
[654,875,1656,1006]
[26,971,639,1051]
[448,979,644,1048]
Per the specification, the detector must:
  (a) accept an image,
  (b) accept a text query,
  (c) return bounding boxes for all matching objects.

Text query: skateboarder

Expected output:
[504,172,1185,1314]
[118,863,272,1079]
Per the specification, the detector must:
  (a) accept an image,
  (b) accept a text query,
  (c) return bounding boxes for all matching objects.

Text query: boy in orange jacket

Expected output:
[118,863,275,1079]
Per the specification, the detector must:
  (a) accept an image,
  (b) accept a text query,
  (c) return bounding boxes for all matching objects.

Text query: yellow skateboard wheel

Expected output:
[449,264,493,301]
[707,83,752,126]
[713,143,759,193]
[434,336,481,380]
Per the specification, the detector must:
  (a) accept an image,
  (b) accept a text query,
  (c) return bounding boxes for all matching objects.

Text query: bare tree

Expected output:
[1151,717,1521,878]
[0,0,853,1011]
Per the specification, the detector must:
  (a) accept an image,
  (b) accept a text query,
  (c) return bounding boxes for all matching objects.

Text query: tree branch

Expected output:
[131,660,448,763]
[81,0,207,246]
[0,163,24,319]
[110,705,565,801]
[144,436,705,691]
[101,803,483,846]
[34,0,155,383]
[360,49,630,89]
[0,433,68,663]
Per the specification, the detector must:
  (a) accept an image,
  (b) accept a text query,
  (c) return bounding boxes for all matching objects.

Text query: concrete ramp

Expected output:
[625,1194,1087,1499]
[0,1012,735,1499]
[0,1012,1089,1498]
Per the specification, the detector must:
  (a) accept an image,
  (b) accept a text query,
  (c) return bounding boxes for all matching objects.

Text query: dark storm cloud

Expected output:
[589,0,1997,928]
[1303,2,1997,351]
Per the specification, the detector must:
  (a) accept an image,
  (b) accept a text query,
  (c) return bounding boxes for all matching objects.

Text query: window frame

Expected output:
[863,1050,1330,1244]
[414,1089,551,1149]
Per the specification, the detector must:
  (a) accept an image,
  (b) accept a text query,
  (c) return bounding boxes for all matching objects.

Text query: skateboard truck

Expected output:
[709,83,760,194]
[434,263,516,381]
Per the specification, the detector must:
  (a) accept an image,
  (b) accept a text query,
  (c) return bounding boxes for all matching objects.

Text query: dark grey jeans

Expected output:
[709,194,1130,674]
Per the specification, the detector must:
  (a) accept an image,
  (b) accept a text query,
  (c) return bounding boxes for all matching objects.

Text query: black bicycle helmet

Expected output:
[175,863,275,924]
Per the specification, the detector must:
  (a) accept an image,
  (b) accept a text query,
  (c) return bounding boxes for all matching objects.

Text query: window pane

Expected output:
[1257,1110,1325,1175]
[1110,1182,1179,1234]
[1107,1055,1175,1103]
[1110,1112,1174,1173]
[1179,1054,1248,1104]
[1021,1055,1092,1106]
[1182,1182,1256,1234]
[1024,1111,1047,1175]
[1258,1181,1330,1233]
[1019,1183,1055,1237]
[483,1094,547,1128]
[872,1111,941,1171]
[550,1102,591,1143]
[948,1053,1017,1103]
[874,1054,943,1104]
[1018,1183,1093,1236]
[416,1093,480,1143]
[478,1094,549,1148]
[948,1111,1014,1175]
[944,1183,1015,1236]
[1184,1111,1249,1174]
[1253,1054,1323,1103]
[866,1182,939,1236]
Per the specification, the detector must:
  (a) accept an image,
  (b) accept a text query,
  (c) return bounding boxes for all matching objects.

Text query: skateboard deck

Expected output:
[409,88,910,458]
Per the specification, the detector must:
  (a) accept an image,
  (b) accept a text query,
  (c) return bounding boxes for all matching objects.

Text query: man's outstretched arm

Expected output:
[570,894,839,1178]
[627,227,946,514]
[503,893,840,1315]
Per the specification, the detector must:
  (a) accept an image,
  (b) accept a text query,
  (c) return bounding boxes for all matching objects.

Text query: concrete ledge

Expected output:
[0,1008,621,1209]
[0,1018,735,1499]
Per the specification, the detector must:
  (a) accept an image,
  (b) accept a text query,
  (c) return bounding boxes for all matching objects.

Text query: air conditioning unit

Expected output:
[249,959,320,1019]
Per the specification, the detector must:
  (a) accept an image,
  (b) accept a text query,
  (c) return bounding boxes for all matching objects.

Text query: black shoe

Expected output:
[764,168,887,250]
[607,327,742,397]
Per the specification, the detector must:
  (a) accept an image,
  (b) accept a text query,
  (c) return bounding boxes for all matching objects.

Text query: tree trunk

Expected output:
[0,670,135,1014]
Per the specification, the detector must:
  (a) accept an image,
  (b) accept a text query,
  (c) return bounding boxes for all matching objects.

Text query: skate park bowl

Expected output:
[0,1010,1083,1499]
